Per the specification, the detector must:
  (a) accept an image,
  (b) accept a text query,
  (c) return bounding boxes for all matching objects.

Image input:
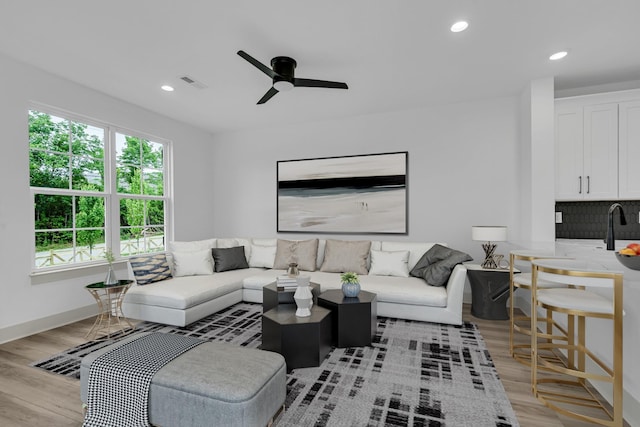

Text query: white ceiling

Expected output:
[1,1,639,134]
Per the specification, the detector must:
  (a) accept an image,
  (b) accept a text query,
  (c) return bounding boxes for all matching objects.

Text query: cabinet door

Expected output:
[583,103,618,200]
[619,100,640,198]
[555,106,584,200]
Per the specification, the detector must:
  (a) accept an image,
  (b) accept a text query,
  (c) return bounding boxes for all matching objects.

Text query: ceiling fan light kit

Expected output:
[237,50,348,104]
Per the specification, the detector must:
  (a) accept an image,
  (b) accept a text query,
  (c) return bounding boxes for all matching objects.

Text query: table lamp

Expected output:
[471,226,507,269]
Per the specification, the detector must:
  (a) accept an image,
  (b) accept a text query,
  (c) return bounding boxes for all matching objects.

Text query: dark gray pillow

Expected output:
[410,244,472,287]
[211,246,249,272]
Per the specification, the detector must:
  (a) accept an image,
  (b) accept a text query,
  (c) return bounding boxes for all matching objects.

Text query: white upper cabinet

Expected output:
[583,103,618,199]
[555,105,585,200]
[619,100,640,199]
[555,100,618,200]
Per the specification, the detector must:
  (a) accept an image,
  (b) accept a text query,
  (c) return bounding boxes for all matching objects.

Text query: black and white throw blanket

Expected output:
[83,332,204,427]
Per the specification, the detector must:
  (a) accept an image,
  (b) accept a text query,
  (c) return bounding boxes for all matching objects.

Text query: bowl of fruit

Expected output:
[615,243,640,270]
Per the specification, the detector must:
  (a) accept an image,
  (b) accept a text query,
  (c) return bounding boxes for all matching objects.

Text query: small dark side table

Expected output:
[465,264,519,320]
[261,305,332,371]
[317,289,377,348]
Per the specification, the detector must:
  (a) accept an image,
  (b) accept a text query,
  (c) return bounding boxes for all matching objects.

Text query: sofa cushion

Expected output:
[252,238,277,246]
[368,249,410,277]
[167,239,216,274]
[273,239,319,271]
[211,246,249,272]
[169,239,216,253]
[380,242,439,271]
[247,244,276,268]
[216,238,239,249]
[241,269,287,290]
[410,244,472,286]
[129,253,172,285]
[308,271,448,307]
[124,269,260,309]
[172,249,214,277]
[320,239,371,274]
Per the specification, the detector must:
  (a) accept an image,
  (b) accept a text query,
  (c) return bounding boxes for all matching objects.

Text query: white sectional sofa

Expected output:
[122,238,470,327]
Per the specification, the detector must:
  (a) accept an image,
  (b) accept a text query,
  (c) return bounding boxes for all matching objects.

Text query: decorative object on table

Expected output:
[493,254,508,269]
[277,152,408,234]
[340,271,361,297]
[293,276,313,317]
[104,248,118,285]
[287,262,300,278]
[471,226,508,269]
[276,274,298,290]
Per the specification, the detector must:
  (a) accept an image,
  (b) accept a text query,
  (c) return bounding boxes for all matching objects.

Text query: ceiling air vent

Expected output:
[179,75,208,90]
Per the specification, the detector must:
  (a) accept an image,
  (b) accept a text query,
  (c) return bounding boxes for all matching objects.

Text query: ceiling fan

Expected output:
[237,50,348,104]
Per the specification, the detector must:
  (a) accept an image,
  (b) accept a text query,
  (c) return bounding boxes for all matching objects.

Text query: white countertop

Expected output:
[555,238,639,273]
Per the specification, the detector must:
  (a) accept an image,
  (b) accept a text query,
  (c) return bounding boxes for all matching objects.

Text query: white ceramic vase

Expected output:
[294,277,313,317]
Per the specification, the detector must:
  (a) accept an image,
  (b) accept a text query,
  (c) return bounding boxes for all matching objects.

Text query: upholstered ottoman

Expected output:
[80,333,286,427]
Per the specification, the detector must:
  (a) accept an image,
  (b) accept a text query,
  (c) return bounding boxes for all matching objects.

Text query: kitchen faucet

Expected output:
[605,203,627,250]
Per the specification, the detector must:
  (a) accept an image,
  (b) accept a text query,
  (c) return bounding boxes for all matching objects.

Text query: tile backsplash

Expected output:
[555,201,640,240]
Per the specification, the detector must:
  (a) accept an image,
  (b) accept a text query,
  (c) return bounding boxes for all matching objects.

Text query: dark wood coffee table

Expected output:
[261,305,332,371]
[317,289,377,348]
[262,281,321,312]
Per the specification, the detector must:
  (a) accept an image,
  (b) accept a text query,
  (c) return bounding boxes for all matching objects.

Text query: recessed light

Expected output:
[161,85,175,92]
[450,21,469,33]
[549,51,568,61]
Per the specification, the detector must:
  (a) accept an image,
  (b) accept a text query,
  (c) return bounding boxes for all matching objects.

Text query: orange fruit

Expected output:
[619,248,636,256]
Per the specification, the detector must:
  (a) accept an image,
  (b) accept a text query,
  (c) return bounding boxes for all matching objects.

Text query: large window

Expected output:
[29,108,170,270]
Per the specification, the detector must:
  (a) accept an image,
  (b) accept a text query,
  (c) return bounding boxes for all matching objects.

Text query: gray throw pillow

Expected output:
[410,244,472,287]
[129,253,172,285]
[211,246,249,272]
[320,239,371,275]
[273,239,319,271]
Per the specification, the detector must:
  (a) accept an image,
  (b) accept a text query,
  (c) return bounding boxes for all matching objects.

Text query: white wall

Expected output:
[517,77,556,248]
[0,54,216,342]
[210,96,524,262]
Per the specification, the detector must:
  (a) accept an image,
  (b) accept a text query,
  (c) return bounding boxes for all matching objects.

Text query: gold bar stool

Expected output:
[509,250,570,367]
[531,259,624,426]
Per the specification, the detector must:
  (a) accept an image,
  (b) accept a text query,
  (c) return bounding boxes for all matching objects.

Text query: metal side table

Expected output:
[85,280,135,340]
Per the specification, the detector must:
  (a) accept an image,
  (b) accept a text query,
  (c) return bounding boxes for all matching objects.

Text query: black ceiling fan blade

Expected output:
[293,78,348,90]
[257,87,279,104]
[237,50,276,79]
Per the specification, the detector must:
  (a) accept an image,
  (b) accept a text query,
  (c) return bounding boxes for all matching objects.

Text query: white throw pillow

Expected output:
[169,238,216,253]
[172,249,214,276]
[216,238,239,249]
[380,241,438,271]
[249,244,277,268]
[369,249,410,277]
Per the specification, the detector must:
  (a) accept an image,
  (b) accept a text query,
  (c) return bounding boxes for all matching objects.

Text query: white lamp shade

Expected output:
[471,226,507,242]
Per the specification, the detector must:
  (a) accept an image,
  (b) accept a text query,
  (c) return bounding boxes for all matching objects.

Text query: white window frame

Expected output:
[29,104,173,272]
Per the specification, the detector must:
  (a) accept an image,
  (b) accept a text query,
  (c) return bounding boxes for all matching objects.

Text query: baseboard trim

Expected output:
[0,304,97,345]
[513,294,640,426]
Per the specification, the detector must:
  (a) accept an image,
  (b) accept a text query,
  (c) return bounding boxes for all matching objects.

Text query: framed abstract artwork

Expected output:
[277,151,408,234]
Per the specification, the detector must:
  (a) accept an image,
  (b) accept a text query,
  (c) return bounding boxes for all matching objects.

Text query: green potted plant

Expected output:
[340,271,360,297]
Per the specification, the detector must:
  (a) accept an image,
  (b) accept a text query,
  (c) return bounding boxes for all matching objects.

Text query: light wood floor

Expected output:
[0,304,626,426]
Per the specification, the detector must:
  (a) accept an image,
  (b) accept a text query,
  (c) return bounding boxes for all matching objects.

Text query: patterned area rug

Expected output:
[32,303,519,427]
